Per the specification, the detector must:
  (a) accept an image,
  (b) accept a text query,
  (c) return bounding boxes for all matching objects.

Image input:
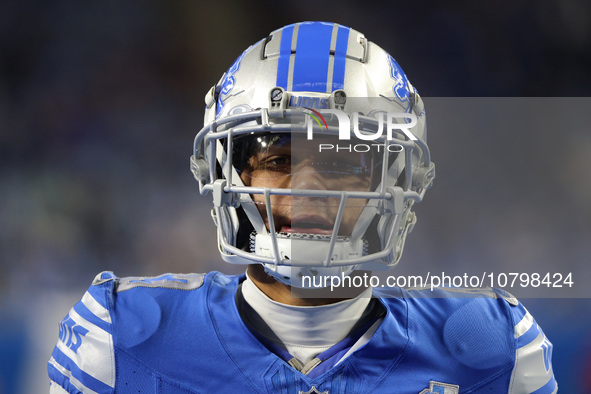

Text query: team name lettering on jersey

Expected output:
[58,316,89,354]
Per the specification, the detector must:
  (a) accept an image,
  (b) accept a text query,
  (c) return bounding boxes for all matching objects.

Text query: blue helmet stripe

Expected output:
[276,24,295,89]
[332,25,350,91]
[292,22,333,92]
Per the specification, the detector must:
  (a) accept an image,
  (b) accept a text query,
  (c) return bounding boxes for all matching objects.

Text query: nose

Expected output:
[290,161,329,191]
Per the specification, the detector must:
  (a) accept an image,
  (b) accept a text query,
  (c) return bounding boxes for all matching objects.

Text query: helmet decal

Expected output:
[387,55,411,106]
[216,48,249,118]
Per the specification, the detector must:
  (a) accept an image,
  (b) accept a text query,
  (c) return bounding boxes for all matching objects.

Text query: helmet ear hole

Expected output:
[364,215,383,255]
[396,168,406,188]
[235,206,254,250]
[215,160,223,180]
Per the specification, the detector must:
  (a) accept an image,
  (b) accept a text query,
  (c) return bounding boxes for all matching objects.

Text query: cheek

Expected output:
[246,172,291,215]
[339,200,367,234]
[247,171,291,188]
[248,183,291,229]
[254,195,291,217]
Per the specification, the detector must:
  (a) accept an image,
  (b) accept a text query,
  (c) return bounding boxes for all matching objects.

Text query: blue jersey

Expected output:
[48,271,556,393]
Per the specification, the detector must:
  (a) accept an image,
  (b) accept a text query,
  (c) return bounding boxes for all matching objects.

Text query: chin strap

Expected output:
[251,231,367,288]
[261,264,357,289]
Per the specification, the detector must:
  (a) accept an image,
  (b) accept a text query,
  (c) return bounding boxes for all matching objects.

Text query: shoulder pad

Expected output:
[110,273,205,292]
[403,285,519,306]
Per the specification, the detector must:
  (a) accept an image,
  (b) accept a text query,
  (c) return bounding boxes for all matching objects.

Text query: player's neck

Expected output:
[246,264,368,306]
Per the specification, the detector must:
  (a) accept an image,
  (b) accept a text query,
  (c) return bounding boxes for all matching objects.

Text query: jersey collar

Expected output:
[206,272,409,392]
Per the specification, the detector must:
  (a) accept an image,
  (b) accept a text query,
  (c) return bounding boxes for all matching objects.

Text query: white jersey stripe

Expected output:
[514,311,534,338]
[509,330,554,393]
[57,307,115,388]
[49,356,99,394]
[81,291,112,324]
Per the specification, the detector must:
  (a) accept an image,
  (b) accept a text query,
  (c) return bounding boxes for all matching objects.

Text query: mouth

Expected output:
[280,215,334,235]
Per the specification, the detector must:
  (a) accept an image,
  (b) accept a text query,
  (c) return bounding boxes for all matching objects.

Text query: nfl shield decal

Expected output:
[419,380,459,394]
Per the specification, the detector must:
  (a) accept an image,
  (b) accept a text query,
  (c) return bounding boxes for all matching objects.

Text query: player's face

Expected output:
[239,134,372,235]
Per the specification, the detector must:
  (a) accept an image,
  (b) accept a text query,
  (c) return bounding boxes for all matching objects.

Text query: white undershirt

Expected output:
[241,273,373,365]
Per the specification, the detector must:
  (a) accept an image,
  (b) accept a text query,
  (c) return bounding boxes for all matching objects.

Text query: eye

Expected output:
[261,155,291,171]
[268,156,290,165]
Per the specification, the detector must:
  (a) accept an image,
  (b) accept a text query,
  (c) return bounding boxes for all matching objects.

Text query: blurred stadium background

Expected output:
[1,1,590,392]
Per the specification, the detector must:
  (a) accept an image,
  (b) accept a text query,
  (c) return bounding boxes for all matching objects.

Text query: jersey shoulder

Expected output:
[48,272,119,393]
[47,271,224,394]
[375,286,557,393]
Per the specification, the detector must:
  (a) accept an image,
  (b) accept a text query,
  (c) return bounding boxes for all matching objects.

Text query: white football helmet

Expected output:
[191,22,435,287]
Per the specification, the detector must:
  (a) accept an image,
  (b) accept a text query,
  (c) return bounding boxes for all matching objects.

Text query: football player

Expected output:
[48,22,557,393]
